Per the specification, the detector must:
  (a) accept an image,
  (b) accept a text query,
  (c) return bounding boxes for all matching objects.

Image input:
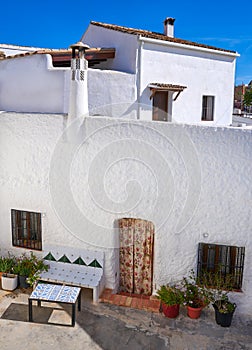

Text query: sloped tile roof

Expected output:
[2,48,115,67]
[90,21,236,54]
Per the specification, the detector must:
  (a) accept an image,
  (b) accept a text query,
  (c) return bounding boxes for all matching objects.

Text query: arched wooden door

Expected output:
[118,218,154,296]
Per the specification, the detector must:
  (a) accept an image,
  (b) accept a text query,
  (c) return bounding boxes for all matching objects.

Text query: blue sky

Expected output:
[0,0,251,85]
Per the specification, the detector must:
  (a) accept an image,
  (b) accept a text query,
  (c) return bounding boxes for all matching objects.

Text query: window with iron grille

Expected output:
[197,242,245,290]
[201,95,215,121]
[11,209,42,250]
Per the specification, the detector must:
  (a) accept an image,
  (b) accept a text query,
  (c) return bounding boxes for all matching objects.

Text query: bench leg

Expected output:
[93,287,98,303]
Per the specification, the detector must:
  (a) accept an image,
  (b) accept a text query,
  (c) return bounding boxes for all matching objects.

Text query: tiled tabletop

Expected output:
[29,283,81,304]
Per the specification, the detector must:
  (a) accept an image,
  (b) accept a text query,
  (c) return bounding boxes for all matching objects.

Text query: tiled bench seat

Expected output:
[39,246,105,303]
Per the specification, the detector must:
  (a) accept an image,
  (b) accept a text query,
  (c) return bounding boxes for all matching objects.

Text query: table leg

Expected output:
[29,299,33,322]
[38,300,41,307]
[78,290,81,311]
[72,303,76,327]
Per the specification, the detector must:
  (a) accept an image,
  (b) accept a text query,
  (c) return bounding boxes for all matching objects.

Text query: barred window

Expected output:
[197,242,245,290]
[11,209,42,250]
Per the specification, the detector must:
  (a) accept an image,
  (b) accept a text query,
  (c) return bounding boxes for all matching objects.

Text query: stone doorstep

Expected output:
[100,289,161,313]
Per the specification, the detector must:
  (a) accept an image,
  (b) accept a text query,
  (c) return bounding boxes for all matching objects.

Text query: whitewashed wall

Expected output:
[0,56,136,117]
[82,24,138,74]
[139,40,236,126]
[0,55,66,113]
[88,69,136,118]
[0,112,251,316]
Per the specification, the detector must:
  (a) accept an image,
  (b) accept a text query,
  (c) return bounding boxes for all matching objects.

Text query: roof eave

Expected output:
[138,35,239,58]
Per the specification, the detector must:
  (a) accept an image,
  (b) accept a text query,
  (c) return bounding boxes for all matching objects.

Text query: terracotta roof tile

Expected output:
[148,83,186,91]
[90,21,237,54]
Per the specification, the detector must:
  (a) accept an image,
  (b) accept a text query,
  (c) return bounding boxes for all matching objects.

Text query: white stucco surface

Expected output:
[0,55,66,113]
[0,112,251,316]
[139,40,236,125]
[82,25,138,74]
[0,57,136,118]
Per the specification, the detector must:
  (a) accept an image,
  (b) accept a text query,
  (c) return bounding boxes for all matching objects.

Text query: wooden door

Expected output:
[118,218,154,295]
[152,91,168,121]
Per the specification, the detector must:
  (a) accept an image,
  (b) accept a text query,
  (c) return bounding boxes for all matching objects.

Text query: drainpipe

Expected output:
[137,39,143,120]
[68,41,90,123]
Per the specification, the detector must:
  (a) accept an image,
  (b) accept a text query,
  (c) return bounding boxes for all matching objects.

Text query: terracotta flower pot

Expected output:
[187,305,202,319]
[162,303,180,318]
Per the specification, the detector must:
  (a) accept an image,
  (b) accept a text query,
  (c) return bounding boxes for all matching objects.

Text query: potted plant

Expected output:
[199,269,236,327]
[13,252,48,288]
[0,254,18,291]
[156,284,183,318]
[0,254,16,275]
[182,270,210,319]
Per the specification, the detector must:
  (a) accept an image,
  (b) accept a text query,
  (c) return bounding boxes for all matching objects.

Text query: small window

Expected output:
[197,242,245,290]
[11,209,42,250]
[201,95,215,121]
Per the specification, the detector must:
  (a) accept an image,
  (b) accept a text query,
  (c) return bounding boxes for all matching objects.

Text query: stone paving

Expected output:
[0,287,251,350]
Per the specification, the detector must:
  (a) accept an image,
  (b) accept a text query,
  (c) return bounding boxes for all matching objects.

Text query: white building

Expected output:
[0,19,238,125]
[0,19,251,318]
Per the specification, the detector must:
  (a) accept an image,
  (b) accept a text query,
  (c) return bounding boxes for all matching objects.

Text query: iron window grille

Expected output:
[11,209,42,251]
[197,242,245,291]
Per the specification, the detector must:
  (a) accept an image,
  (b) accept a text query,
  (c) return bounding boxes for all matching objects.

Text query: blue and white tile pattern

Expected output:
[30,284,81,304]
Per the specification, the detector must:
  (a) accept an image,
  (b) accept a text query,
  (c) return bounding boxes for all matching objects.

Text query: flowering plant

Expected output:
[182,270,210,308]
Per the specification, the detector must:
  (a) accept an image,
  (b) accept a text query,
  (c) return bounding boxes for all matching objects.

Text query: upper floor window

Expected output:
[202,95,215,121]
[11,209,42,250]
[197,242,245,290]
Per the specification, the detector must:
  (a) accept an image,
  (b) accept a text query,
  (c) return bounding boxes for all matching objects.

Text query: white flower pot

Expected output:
[1,273,18,291]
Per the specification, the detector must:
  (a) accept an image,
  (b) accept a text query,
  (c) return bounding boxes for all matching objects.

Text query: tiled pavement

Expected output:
[100,288,161,313]
[0,287,252,350]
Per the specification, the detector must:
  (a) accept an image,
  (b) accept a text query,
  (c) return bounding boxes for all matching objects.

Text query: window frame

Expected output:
[197,242,245,291]
[201,95,215,121]
[11,209,42,251]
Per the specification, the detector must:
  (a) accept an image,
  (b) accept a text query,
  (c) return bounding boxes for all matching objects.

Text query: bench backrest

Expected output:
[42,245,104,269]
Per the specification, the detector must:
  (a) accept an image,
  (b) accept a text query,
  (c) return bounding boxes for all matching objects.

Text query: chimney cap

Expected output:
[164,17,175,25]
[69,41,90,51]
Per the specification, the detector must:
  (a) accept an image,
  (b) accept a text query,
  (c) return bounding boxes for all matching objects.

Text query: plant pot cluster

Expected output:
[156,269,237,327]
[0,252,48,291]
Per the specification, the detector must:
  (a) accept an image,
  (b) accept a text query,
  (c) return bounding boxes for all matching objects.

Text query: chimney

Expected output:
[68,41,90,122]
[164,17,175,37]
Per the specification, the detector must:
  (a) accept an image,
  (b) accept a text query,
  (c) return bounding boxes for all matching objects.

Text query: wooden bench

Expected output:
[39,246,105,303]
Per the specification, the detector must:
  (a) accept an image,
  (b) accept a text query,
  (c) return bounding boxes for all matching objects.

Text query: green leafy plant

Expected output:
[13,252,48,286]
[198,268,236,314]
[243,88,252,107]
[156,284,184,306]
[0,254,17,273]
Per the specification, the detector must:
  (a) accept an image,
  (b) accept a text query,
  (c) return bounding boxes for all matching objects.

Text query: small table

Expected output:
[29,283,81,326]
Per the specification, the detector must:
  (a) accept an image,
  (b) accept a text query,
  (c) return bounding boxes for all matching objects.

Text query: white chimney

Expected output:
[68,41,90,122]
[164,17,175,37]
